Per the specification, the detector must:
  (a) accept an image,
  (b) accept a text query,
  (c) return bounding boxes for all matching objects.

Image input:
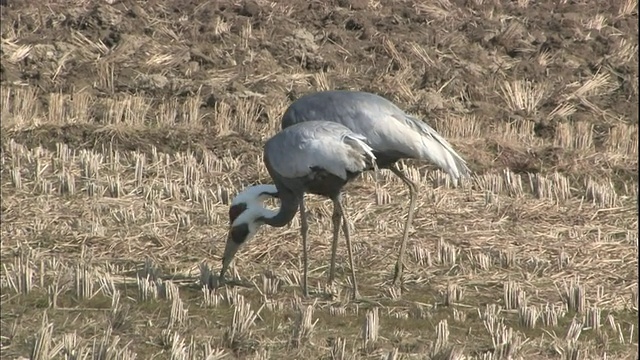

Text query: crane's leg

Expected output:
[333,195,360,300]
[389,165,418,286]
[299,197,310,297]
[328,196,342,283]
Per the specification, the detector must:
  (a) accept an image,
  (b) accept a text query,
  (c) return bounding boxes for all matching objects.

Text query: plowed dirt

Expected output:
[1,0,637,358]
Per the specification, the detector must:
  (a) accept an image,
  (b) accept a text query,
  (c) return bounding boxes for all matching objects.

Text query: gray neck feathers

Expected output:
[259,188,300,228]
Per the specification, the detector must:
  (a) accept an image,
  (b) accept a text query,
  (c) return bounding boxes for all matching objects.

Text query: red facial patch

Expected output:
[229,203,247,224]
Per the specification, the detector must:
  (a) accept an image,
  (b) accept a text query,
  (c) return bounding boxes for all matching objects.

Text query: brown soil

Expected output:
[1,0,637,183]
[1,0,637,358]
[2,0,637,126]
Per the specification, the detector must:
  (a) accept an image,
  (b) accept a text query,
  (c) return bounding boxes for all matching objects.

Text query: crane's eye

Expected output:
[229,203,247,224]
[230,223,250,245]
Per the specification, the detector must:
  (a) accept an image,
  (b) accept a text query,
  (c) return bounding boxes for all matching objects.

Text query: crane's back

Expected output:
[282,91,414,164]
[282,91,404,130]
[281,90,471,180]
[264,120,375,199]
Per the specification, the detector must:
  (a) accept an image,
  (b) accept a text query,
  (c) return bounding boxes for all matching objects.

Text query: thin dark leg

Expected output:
[333,196,360,300]
[299,197,310,297]
[389,165,418,286]
[329,196,342,283]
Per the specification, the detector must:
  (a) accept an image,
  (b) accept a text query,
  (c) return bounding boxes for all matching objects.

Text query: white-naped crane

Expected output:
[220,120,378,299]
[279,90,472,285]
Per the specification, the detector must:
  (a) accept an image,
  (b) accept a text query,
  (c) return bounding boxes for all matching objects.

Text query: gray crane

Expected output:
[280,90,472,285]
[220,120,378,299]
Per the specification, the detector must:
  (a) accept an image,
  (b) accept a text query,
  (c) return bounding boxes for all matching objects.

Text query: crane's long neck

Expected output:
[260,188,300,227]
[219,186,301,283]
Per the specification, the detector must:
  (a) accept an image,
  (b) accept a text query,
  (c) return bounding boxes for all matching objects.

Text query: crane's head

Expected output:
[228,184,279,225]
[220,185,279,281]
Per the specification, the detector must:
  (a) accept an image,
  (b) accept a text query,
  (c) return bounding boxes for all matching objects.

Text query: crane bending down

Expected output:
[280,90,472,285]
[219,120,378,299]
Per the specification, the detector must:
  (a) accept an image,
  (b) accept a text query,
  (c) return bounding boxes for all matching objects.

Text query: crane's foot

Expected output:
[209,276,223,290]
[392,262,404,286]
[216,277,252,289]
[352,293,379,306]
[327,272,336,283]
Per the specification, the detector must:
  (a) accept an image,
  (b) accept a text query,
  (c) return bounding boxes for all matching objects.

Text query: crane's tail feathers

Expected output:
[343,134,380,195]
[404,114,471,185]
[343,134,378,170]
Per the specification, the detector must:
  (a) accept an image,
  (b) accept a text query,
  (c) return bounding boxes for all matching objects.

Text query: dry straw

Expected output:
[412,244,433,267]
[518,305,539,329]
[443,283,465,306]
[486,320,524,360]
[31,312,63,360]
[0,7,637,358]
[584,306,602,331]
[560,277,587,314]
[434,319,449,354]
[500,79,548,115]
[541,303,565,327]
[503,280,527,310]
[109,290,129,331]
[224,295,263,348]
[261,272,281,297]
[168,293,189,328]
[362,307,380,352]
[329,337,347,360]
[4,255,35,294]
[98,270,117,298]
[92,328,136,360]
[472,251,492,271]
[61,331,87,360]
[137,274,158,301]
[201,286,224,308]
[585,178,619,208]
[386,348,400,360]
[290,302,318,347]
[436,238,458,266]
[74,263,96,300]
[452,308,466,323]
[158,279,180,301]
[500,250,517,269]
[329,305,347,317]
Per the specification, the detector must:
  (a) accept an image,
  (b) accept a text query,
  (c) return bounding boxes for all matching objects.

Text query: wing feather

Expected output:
[264,121,375,181]
[281,91,470,181]
[395,113,471,179]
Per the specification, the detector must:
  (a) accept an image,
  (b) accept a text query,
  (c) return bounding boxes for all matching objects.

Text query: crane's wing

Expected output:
[264,121,375,181]
[392,113,471,179]
[281,91,470,181]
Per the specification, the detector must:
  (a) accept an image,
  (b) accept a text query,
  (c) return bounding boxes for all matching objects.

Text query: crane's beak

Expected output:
[219,230,239,281]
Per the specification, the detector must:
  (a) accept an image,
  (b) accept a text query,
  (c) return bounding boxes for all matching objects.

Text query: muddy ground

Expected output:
[2,0,637,135]
[0,0,638,358]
